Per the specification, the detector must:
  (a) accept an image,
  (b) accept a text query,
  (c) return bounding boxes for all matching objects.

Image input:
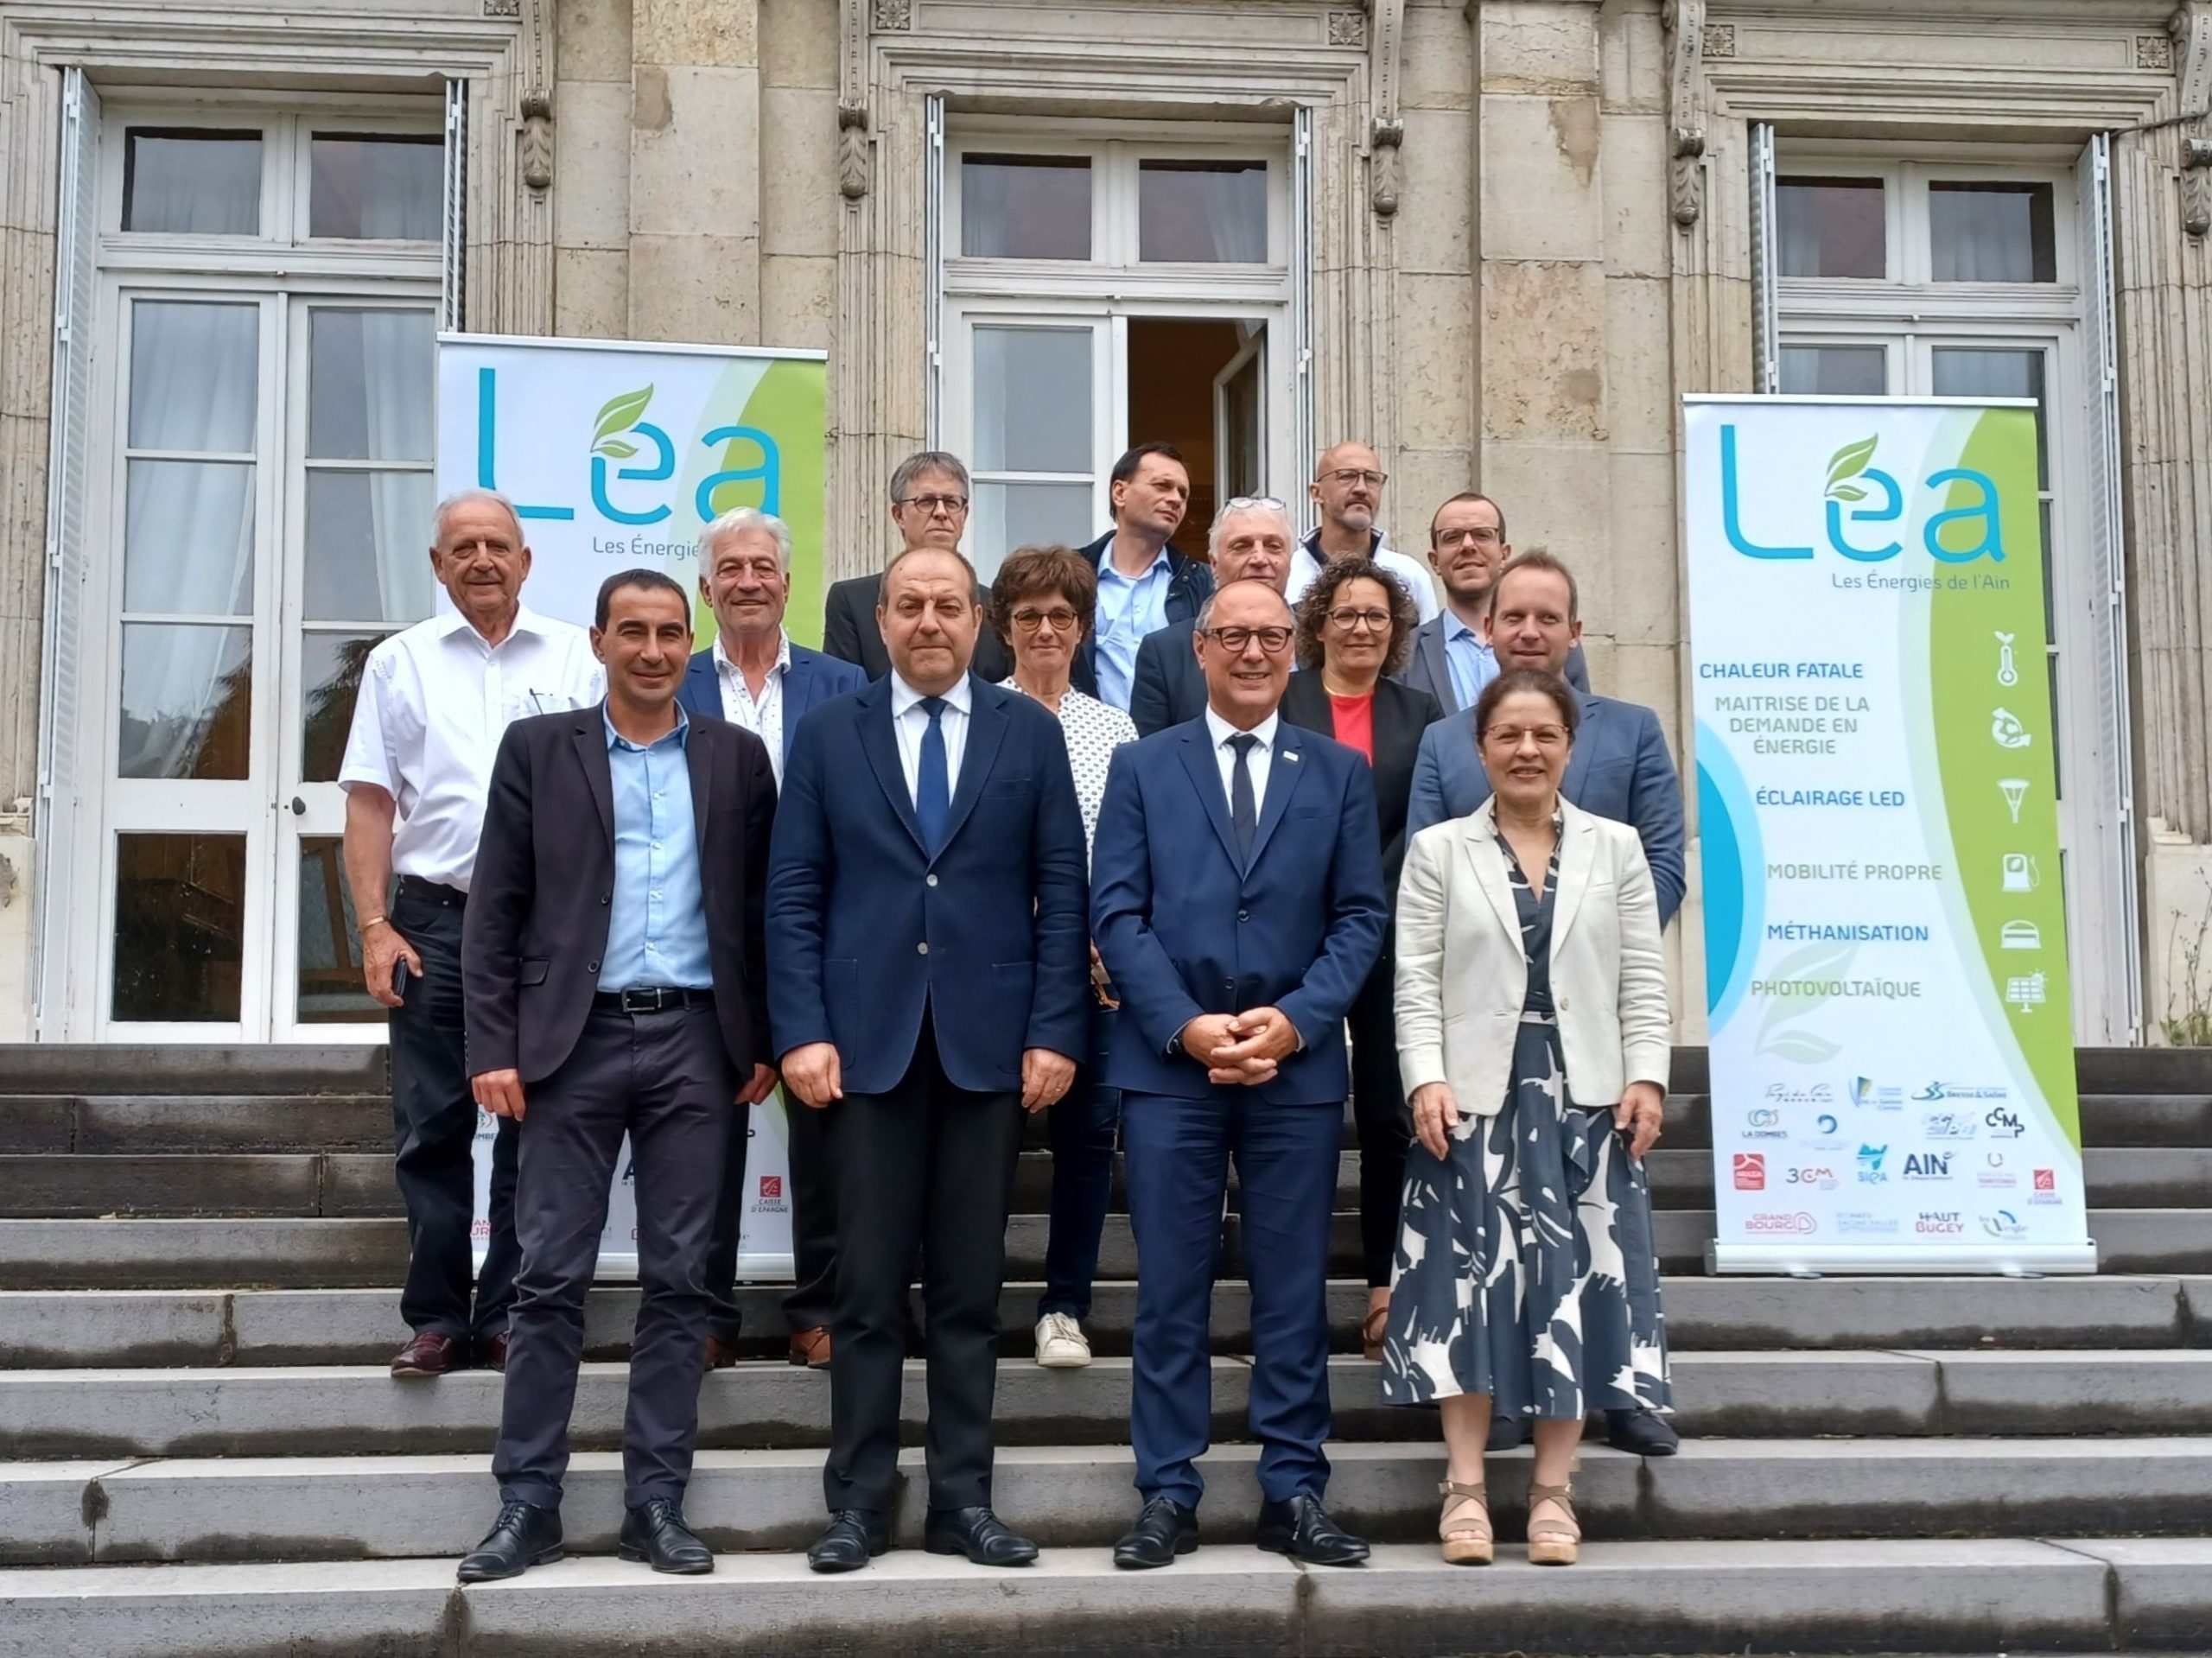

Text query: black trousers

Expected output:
[493,1002,736,1510]
[823,1018,1025,1515]
[1347,952,1410,1289]
[706,1083,836,1345]
[388,879,518,1344]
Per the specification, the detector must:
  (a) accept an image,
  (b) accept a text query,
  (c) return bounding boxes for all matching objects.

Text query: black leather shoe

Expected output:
[1255,1493,1369,1566]
[618,1497,714,1574]
[457,1500,563,1583]
[1606,1406,1680,1456]
[808,1509,888,1573]
[1486,1413,1527,1453]
[1112,1496,1198,1569]
[923,1505,1039,1566]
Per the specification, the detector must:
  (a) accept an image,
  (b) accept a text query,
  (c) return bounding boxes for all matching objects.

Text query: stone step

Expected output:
[10,1437,2212,1567]
[0,1045,387,1097]
[3,1536,2204,1656]
[7,1350,2209,1460]
[6,1274,2209,1370]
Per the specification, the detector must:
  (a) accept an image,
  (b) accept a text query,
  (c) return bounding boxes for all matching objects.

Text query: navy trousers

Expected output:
[1038,1003,1120,1323]
[1121,1087,1342,1510]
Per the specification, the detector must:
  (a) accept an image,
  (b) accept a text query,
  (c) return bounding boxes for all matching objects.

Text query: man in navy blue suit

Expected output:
[676,507,864,1375]
[767,546,1091,1574]
[1090,579,1388,1570]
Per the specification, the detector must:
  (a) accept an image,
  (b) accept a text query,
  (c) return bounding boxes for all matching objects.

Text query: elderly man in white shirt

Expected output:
[340,487,601,1380]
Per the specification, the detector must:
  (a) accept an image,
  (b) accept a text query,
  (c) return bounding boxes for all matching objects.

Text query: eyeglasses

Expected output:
[1323,468,1387,489]
[1011,606,1081,632]
[1201,624,1295,656]
[1327,607,1392,632]
[896,493,969,516]
[1433,526,1504,549]
[1481,724,1569,749]
[1222,494,1289,512]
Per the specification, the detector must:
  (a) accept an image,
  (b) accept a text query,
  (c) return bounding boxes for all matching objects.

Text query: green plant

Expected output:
[2161,869,2212,1047]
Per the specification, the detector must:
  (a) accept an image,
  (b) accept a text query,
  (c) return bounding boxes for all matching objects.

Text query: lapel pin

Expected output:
[1285,750,1300,763]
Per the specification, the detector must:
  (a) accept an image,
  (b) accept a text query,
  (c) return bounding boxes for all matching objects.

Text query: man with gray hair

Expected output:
[677,505,864,1370]
[820,450,1010,683]
[340,488,602,1379]
[1128,497,1296,737]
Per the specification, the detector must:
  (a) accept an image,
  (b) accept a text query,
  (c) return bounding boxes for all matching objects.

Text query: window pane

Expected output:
[1140,160,1267,263]
[1930,183,2056,283]
[961,155,1090,259]
[972,327,1091,474]
[306,472,435,624]
[124,129,262,234]
[130,302,258,453]
[1780,345,1887,397]
[112,833,248,1022]
[970,482,1094,581]
[118,623,253,780]
[124,461,255,615]
[1775,176,1885,278]
[296,836,383,1022]
[309,134,443,240]
[308,309,435,461]
[1932,348,2048,488]
[302,633,391,784]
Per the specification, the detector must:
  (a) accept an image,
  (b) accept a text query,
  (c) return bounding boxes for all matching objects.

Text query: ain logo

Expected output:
[1719,426,2005,565]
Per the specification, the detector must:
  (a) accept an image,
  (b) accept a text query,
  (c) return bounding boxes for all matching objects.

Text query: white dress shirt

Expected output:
[889,671,972,806]
[1204,706,1279,810]
[338,605,602,892]
[713,630,791,786]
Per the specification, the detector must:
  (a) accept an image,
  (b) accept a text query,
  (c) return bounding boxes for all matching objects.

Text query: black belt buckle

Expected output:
[619,987,674,1014]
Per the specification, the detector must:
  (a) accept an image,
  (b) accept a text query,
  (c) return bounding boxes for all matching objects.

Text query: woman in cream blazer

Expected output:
[1380,667,1671,1569]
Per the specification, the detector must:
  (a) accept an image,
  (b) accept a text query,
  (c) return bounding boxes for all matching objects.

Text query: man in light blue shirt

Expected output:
[1075,442,1212,710]
[1399,492,1587,714]
[599,705,712,993]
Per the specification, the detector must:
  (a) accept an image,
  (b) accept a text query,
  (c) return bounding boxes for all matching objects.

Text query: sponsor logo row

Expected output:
[1732,1149,2061,1199]
[1742,1208,2036,1240]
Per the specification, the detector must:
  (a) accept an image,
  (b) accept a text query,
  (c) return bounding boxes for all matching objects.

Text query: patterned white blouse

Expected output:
[1001,679,1137,868]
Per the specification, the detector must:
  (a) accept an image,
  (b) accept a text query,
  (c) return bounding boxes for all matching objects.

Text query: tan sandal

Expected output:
[1359,1304,1389,1361]
[1526,1480,1580,1566]
[1437,1480,1493,1566]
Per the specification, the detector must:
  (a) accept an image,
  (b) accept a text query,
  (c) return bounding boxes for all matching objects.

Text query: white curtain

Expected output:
[1197,165,1266,262]
[130,134,260,233]
[354,310,435,623]
[1931,188,2039,283]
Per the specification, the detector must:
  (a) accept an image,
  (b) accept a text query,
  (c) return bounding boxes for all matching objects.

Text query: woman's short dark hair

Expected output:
[1472,666,1580,742]
[1293,556,1420,675]
[988,545,1098,645]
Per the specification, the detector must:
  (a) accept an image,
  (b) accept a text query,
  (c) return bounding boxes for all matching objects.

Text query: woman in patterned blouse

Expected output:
[988,546,1139,1373]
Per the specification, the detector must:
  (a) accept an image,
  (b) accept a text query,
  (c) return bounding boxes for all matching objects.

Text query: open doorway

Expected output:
[1127,317,1266,562]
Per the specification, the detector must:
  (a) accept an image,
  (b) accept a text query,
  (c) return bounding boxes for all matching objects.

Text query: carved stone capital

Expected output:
[1329,10,1367,48]
[1662,0,1707,227]
[2171,3,2212,235]
[518,91,552,193]
[1370,117,1404,217]
[1367,0,1406,218]
[838,102,871,201]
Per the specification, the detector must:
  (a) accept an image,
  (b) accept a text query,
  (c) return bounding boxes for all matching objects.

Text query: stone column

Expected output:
[553,0,634,338]
[630,0,764,345]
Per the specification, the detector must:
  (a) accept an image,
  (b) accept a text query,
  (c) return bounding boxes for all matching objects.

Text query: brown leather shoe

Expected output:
[390,1331,465,1378]
[704,1336,741,1370]
[478,1331,510,1373]
[789,1326,831,1369]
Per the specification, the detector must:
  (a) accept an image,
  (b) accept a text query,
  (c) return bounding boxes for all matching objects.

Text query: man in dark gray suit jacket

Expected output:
[819,451,1010,683]
[1397,492,1587,714]
[1128,498,1295,736]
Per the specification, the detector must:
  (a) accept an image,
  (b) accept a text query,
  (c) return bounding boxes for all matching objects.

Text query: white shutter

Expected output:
[1748,121,1779,394]
[33,67,99,1037]
[442,78,468,331]
[924,93,945,446]
[2076,132,2142,1040]
[1288,105,1316,527]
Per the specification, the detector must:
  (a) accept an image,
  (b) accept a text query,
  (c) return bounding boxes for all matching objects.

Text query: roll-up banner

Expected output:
[1684,396,2094,1274]
[441,333,828,1279]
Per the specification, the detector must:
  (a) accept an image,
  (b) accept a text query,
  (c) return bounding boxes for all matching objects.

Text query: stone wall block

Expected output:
[1604,273,1674,454]
[760,252,836,347]
[1479,2,1603,94]
[761,0,838,90]
[634,0,758,68]
[629,232,760,344]
[1599,0,1666,115]
[631,66,761,238]
[1401,3,1473,111]
[1393,274,1477,453]
[1477,439,1612,579]
[1482,260,1607,443]
[1606,448,1681,646]
[553,78,633,251]
[1388,449,1476,550]
[1480,94,1605,263]
[556,0,633,83]
[762,87,840,257]
[555,245,631,340]
[1393,108,1472,276]
[1607,638,1682,753]
[1602,111,1670,279]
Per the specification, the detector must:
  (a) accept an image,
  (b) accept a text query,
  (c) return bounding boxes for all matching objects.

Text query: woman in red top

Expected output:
[1281,557,1445,1356]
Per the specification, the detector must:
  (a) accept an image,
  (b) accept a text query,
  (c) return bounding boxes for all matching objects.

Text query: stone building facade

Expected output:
[0,0,2208,1045]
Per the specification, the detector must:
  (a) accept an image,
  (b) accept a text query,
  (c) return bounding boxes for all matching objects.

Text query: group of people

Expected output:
[334,438,1686,1586]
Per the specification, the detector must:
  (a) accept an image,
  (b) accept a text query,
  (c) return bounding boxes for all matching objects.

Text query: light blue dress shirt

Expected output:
[597,703,712,992]
[1092,541,1174,711]
[1443,613,1498,713]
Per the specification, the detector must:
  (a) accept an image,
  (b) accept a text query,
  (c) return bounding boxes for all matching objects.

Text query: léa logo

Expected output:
[1719,429,2008,565]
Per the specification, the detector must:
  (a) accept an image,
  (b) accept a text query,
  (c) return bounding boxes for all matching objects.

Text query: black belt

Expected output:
[593,986,715,1014]
[395,875,467,908]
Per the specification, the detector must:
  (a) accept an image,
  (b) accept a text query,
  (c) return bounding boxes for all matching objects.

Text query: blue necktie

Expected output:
[916,696,950,853]
[1229,732,1260,868]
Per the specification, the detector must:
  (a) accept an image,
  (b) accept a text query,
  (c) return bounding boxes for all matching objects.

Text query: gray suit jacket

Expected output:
[1403,689,1686,924]
[1397,613,1591,715]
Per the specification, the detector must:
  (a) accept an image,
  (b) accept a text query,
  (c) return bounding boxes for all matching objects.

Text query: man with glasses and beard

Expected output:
[1288,441,1441,623]
[1399,492,1588,715]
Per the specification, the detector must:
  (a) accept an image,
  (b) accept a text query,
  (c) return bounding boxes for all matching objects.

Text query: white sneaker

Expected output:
[1033,1312,1092,1369]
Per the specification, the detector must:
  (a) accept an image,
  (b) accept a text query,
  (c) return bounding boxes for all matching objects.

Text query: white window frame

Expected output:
[1766,137,2139,1044]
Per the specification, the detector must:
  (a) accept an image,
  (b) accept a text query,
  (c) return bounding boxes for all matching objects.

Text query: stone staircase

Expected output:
[2,1043,2209,1655]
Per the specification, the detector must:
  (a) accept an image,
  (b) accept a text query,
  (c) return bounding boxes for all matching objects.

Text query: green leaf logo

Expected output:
[1825,435,1878,501]
[591,385,654,458]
